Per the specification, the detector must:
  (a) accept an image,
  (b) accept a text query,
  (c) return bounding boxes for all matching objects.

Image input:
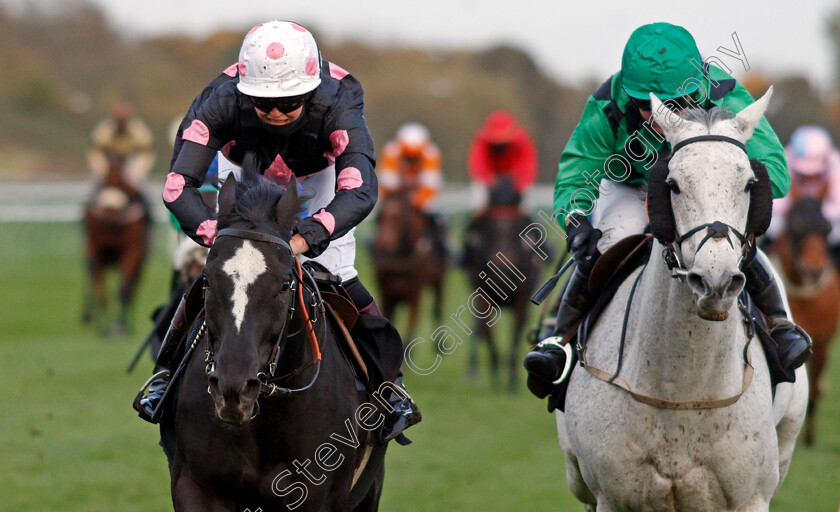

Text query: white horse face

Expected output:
[650,88,774,319]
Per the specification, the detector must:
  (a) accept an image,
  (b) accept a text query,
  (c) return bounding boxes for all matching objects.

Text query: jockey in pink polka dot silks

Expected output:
[138,21,420,443]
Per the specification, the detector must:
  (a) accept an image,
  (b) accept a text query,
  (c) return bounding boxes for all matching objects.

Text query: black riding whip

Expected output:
[530,256,575,306]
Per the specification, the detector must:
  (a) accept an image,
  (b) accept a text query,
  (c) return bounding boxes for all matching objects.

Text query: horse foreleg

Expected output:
[775,364,809,487]
[485,324,501,391]
[466,320,482,380]
[805,336,829,446]
[350,465,384,512]
[735,496,770,511]
[432,279,445,356]
[172,471,234,512]
[85,257,107,327]
[117,235,147,334]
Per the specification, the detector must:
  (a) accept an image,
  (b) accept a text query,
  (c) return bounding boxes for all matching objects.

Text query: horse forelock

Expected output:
[217,177,301,236]
[680,106,735,133]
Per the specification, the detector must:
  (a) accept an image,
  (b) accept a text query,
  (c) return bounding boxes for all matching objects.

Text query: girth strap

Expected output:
[582,357,754,410]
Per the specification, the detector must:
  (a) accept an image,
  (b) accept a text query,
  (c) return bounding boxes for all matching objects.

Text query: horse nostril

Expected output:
[244,378,262,400]
[207,375,220,396]
[726,273,746,297]
[687,272,708,296]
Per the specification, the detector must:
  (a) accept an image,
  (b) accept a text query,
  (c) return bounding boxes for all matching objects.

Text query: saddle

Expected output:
[547,235,793,413]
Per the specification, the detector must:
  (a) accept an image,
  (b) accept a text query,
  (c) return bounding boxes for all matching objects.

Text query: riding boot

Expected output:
[134,294,189,423]
[743,251,813,371]
[344,278,423,445]
[380,375,422,445]
[523,267,592,398]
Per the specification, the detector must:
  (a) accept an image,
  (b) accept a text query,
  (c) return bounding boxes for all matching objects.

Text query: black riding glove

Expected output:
[566,213,601,275]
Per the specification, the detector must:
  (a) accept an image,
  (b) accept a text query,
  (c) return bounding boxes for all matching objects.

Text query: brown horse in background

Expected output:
[372,188,446,342]
[82,155,151,335]
[770,178,840,445]
[462,178,542,392]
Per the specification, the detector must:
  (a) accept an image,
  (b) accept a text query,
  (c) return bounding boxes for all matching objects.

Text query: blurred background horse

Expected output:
[82,155,151,335]
[462,177,542,391]
[769,178,840,445]
[372,187,446,342]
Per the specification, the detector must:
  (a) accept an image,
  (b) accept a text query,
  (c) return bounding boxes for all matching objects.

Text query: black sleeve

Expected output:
[294,75,378,256]
[163,141,219,246]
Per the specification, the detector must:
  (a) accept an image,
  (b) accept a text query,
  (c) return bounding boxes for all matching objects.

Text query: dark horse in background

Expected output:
[372,188,446,341]
[462,177,542,391]
[82,155,150,335]
[160,172,385,511]
[769,178,840,446]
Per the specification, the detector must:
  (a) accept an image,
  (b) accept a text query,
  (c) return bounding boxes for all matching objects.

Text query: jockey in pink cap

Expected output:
[766,125,840,265]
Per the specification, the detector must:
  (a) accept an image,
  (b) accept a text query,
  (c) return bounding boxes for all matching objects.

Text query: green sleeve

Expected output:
[553,96,617,227]
[717,81,790,199]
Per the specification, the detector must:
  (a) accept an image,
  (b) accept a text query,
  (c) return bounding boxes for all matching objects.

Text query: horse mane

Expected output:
[217,152,302,236]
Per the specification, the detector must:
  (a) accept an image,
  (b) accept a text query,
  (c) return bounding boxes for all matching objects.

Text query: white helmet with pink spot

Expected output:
[236,20,322,98]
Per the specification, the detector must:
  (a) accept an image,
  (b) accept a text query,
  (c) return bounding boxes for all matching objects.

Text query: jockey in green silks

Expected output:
[524,22,812,400]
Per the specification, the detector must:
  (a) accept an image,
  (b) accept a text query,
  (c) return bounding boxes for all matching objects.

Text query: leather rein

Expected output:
[204,228,325,399]
[580,135,757,410]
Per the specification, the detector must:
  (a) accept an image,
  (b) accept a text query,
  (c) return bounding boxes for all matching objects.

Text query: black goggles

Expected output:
[250,94,308,114]
[631,93,698,112]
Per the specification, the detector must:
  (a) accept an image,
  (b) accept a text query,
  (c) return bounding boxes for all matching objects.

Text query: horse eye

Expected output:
[744,178,756,192]
[280,280,291,292]
[666,178,681,194]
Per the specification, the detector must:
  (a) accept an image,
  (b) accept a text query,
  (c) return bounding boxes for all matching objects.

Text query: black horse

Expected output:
[462,177,543,391]
[159,172,386,511]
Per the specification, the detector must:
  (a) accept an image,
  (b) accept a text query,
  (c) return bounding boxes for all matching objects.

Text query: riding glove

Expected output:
[566,213,601,275]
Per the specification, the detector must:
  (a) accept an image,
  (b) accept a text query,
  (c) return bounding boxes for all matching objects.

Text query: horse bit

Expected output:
[204,228,326,404]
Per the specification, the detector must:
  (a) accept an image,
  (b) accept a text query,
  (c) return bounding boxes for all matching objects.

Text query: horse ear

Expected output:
[648,93,684,144]
[747,159,773,236]
[275,175,299,234]
[730,86,773,143]
[218,174,237,215]
[646,157,676,243]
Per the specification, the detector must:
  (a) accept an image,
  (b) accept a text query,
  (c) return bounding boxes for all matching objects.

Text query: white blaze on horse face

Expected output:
[221,241,267,332]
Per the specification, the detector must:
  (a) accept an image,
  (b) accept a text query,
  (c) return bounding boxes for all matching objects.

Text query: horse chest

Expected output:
[566,378,779,509]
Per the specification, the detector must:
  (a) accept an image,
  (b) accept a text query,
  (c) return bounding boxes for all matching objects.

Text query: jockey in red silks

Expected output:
[467,110,538,210]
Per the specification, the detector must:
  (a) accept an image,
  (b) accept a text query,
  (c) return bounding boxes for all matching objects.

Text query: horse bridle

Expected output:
[661,135,755,280]
[204,228,325,400]
[578,134,760,409]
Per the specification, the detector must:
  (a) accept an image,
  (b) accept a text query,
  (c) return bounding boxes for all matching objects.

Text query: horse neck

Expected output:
[105,163,134,194]
[622,243,748,397]
[274,288,322,380]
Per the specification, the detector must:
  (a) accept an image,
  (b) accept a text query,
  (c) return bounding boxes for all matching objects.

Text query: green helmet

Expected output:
[621,22,704,100]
